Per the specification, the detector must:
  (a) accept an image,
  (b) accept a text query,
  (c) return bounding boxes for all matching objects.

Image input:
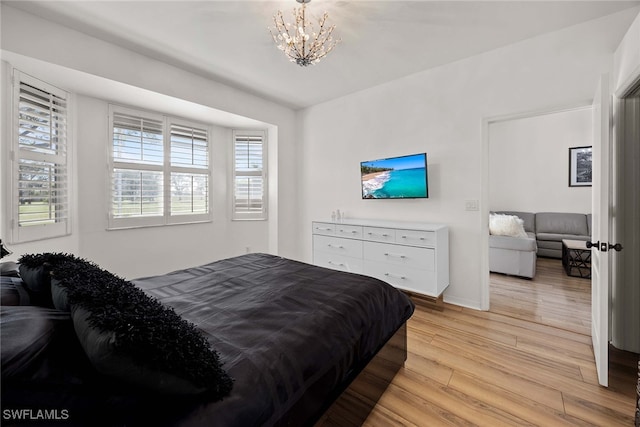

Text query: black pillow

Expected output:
[0,261,20,277]
[51,256,233,398]
[0,277,31,306]
[18,253,79,308]
[1,306,72,378]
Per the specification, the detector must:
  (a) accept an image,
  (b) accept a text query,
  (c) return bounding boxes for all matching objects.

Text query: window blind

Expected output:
[112,113,163,165]
[170,124,208,168]
[169,123,210,217]
[108,106,212,228]
[111,111,164,221]
[233,132,266,220]
[12,72,70,242]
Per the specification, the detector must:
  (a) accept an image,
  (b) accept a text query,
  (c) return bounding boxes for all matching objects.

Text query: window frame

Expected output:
[9,69,71,243]
[232,130,268,221]
[107,104,212,230]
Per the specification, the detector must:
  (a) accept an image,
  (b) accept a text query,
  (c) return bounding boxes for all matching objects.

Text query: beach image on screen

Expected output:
[361,153,428,199]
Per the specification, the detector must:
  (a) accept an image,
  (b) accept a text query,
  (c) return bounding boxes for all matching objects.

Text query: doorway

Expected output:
[484,104,594,332]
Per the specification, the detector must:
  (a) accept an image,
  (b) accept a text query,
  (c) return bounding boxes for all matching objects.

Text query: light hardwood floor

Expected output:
[319,257,638,426]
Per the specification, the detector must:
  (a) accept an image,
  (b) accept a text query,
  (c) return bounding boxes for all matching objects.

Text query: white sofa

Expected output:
[489,211,537,279]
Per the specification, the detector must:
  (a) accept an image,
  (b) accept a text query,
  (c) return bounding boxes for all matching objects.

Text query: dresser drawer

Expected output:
[314,252,363,274]
[396,229,436,247]
[312,222,336,236]
[363,226,395,243]
[364,241,435,271]
[314,235,363,259]
[335,224,363,239]
[363,260,436,295]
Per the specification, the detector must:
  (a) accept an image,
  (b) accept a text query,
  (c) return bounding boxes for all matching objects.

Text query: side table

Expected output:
[561,239,591,279]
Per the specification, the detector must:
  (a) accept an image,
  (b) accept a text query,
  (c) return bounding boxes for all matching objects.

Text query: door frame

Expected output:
[480,101,593,311]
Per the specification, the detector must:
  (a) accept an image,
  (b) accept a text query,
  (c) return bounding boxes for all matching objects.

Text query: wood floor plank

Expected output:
[448,371,589,426]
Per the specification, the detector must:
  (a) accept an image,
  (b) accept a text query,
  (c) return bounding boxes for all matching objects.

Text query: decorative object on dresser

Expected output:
[312,219,449,297]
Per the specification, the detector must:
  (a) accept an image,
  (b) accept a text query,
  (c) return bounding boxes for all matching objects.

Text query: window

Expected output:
[108,105,211,229]
[9,70,70,243]
[233,130,267,220]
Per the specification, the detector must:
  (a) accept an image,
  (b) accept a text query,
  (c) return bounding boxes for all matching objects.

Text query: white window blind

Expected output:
[110,110,164,225]
[108,106,211,229]
[169,123,210,219]
[10,71,70,243]
[233,131,267,220]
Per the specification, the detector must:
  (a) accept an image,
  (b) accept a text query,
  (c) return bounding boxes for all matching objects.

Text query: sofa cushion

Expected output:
[489,235,537,252]
[587,214,592,236]
[535,212,589,236]
[536,232,590,243]
[537,240,563,251]
[493,211,535,233]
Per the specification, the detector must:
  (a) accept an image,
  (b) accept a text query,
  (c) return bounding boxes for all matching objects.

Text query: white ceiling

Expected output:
[6,1,640,109]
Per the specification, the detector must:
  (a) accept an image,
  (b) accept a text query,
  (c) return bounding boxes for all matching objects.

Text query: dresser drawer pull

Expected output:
[328,261,345,267]
[384,272,406,280]
[400,235,426,240]
[339,229,358,234]
[316,227,333,231]
[327,244,344,249]
[384,252,406,259]
[368,232,390,237]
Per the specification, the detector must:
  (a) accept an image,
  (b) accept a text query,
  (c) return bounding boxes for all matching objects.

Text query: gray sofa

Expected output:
[535,212,592,258]
[489,211,591,278]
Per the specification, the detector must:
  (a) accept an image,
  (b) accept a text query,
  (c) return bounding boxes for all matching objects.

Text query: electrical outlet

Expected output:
[465,200,479,211]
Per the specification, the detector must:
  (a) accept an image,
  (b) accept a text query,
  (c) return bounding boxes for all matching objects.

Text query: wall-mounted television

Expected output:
[361,153,428,199]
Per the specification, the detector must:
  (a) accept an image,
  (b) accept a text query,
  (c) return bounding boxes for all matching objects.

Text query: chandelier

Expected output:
[269,0,340,67]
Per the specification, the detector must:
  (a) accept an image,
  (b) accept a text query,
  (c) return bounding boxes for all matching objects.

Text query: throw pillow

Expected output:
[17,253,81,308]
[489,214,528,238]
[52,257,233,398]
[1,306,72,378]
[1,277,31,306]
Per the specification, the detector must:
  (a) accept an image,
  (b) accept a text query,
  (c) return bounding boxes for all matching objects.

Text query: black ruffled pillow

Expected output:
[17,253,77,307]
[49,255,233,398]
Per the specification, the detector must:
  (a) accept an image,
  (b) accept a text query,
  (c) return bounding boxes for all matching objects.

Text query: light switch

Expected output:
[465,200,479,211]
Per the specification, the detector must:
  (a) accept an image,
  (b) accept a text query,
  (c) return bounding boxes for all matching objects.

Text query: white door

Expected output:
[591,74,611,387]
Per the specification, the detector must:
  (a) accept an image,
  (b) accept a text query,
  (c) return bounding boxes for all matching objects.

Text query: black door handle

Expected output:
[608,243,623,252]
[586,241,623,252]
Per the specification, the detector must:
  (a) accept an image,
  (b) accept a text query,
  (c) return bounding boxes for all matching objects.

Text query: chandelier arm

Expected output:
[277,11,294,42]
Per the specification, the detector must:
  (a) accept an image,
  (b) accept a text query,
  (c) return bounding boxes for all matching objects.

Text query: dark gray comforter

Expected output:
[133,253,414,427]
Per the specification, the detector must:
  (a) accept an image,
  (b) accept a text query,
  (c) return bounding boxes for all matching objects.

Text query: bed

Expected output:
[1,253,414,426]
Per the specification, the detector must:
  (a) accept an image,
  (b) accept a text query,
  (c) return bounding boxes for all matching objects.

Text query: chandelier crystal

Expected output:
[269,0,340,67]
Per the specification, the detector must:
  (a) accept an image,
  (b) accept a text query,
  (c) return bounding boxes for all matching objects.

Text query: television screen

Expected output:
[361,153,428,199]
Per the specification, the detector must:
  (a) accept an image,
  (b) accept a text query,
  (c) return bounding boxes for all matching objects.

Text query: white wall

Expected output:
[0,5,300,278]
[489,107,592,214]
[74,95,273,278]
[299,8,639,309]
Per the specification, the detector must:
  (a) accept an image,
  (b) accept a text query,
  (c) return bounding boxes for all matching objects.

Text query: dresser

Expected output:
[312,219,449,297]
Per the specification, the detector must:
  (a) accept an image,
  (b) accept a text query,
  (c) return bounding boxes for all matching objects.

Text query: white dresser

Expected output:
[312,219,449,297]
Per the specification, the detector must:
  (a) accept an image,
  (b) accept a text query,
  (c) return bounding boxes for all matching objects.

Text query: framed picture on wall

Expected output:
[569,146,592,187]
